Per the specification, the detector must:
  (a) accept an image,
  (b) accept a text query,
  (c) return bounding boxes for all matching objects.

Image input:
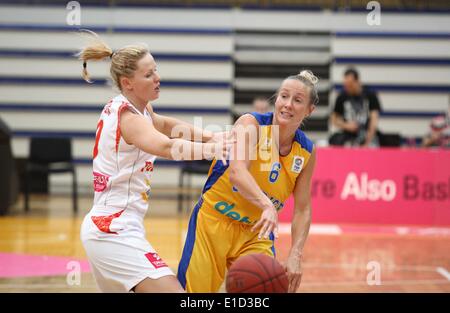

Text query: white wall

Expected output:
[0,58,233,82]
[2,6,450,32]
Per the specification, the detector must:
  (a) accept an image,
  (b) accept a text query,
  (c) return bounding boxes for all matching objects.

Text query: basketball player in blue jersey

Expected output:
[178,70,318,293]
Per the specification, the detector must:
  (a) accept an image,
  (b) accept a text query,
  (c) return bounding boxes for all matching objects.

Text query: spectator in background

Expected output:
[252,96,270,114]
[329,68,382,147]
[422,106,450,148]
[232,96,271,123]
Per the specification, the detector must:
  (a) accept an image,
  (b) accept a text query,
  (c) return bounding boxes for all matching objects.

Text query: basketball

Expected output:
[226,254,288,293]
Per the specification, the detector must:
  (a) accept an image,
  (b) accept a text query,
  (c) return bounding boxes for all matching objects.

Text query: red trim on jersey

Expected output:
[92,119,104,159]
[91,209,125,234]
[116,102,131,153]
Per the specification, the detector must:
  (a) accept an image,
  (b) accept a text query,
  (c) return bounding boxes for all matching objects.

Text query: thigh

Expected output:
[228,230,275,268]
[178,208,231,293]
[83,237,174,292]
[239,240,274,258]
[134,275,185,293]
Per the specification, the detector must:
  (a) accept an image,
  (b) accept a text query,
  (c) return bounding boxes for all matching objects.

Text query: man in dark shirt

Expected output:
[329,68,381,147]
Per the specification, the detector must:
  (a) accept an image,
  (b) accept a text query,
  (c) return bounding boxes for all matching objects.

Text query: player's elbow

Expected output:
[228,164,245,187]
[229,164,248,189]
[161,139,182,160]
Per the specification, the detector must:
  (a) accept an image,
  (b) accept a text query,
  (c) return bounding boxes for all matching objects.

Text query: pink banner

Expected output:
[280,147,450,226]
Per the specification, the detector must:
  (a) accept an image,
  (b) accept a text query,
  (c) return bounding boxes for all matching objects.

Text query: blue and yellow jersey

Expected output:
[200,112,314,225]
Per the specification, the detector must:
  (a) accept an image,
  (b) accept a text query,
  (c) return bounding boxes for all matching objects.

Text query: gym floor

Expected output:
[1,193,449,292]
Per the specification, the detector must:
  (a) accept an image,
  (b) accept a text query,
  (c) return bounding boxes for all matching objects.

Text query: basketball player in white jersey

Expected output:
[78,31,233,293]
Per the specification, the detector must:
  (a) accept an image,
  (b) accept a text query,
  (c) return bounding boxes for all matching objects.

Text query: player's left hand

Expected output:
[286,253,303,293]
[251,206,278,239]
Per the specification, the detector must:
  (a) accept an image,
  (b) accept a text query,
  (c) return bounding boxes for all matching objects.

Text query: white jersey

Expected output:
[92,94,155,213]
[85,94,156,236]
[80,94,173,292]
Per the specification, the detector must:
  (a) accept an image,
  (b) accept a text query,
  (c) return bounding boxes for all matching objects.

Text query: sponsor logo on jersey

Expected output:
[140,161,154,173]
[291,156,304,173]
[93,171,109,192]
[214,201,254,225]
[260,137,271,151]
[261,190,284,211]
[145,252,168,269]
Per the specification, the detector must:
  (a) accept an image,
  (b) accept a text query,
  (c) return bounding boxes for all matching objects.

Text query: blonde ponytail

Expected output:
[76,29,113,83]
[76,30,149,90]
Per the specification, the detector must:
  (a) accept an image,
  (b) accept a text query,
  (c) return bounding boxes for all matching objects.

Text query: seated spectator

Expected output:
[329,68,382,147]
[422,107,450,148]
[252,96,270,114]
[232,96,271,123]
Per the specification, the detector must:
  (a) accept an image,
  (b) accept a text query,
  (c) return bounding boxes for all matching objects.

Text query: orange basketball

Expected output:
[226,254,288,293]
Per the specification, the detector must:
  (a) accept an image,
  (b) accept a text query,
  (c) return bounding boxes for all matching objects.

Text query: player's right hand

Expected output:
[251,206,279,240]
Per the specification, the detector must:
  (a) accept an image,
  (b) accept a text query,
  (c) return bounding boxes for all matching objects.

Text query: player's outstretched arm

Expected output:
[228,114,278,239]
[120,109,233,162]
[149,107,227,143]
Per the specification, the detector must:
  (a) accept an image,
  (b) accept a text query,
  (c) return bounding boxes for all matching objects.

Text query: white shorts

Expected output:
[81,213,174,293]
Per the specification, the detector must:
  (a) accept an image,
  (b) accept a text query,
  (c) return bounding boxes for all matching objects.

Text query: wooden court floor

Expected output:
[0,194,449,292]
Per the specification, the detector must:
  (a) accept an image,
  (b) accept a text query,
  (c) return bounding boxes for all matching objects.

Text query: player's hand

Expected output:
[207,133,235,165]
[286,253,303,293]
[251,206,278,240]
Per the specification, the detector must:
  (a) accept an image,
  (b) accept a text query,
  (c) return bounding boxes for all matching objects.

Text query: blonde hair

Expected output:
[297,70,319,86]
[283,69,320,106]
[76,30,149,90]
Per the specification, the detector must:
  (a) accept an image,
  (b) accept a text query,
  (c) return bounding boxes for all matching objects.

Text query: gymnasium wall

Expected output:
[0,5,449,193]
